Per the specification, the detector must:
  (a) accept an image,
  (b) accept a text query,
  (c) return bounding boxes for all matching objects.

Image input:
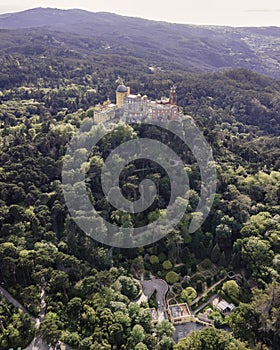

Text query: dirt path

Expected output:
[193,294,218,314]
[190,276,227,307]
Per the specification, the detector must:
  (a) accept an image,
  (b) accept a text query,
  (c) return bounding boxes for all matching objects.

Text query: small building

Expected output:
[212,298,235,315]
[168,303,192,324]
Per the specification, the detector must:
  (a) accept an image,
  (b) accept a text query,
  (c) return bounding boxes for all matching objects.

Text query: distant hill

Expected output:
[0,7,280,79]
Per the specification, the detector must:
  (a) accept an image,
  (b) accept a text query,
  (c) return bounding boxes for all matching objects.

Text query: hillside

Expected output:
[0,57,279,349]
[0,8,280,78]
[0,7,280,350]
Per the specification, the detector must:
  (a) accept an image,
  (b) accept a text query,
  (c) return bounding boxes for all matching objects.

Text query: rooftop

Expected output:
[169,304,190,319]
[212,297,235,313]
[217,300,235,312]
[151,103,178,109]
[116,84,128,93]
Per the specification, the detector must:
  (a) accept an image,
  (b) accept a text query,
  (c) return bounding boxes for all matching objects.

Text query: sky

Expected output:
[1,0,280,27]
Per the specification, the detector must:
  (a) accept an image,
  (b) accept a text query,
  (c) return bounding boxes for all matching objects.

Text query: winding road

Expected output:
[137,279,169,322]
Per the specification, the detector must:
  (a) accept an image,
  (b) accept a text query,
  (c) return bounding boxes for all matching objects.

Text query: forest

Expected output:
[0,41,279,350]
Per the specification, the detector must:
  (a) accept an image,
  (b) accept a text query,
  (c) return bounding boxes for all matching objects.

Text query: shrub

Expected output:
[173,283,182,294]
[162,260,173,270]
[165,271,179,284]
[158,252,167,263]
[200,258,212,270]
[150,255,159,265]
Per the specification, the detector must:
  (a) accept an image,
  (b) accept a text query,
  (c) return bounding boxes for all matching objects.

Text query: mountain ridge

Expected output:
[0,7,280,79]
[1,7,280,29]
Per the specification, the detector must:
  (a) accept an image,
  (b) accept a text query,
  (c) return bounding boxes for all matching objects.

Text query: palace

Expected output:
[93,80,183,124]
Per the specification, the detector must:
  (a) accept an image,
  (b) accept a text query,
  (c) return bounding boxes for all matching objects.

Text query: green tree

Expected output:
[40,312,63,344]
[127,325,145,349]
[174,327,250,350]
[156,320,175,339]
[229,303,260,346]
[211,243,221,264]
[135,342,148,350]
[234,237,274,280]
[67,297,83,320]
[222,280,240,301]
[118,276,139,299]
[158,335,174,349]
[180,287,197,304]
[108,323,124,346]
[215,224,232,250]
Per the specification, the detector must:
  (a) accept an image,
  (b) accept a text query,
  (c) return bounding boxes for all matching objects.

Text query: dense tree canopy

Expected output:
[174,328,250,350]
[0,41,279,350]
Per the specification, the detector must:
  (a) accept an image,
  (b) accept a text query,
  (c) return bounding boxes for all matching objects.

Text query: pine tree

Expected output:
[219,252,227,267]
[207,239,213,257]
[211,243,221,264]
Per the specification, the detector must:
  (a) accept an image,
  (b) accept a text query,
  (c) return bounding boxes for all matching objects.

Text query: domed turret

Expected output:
[116,85,128,93]
[116,81,130,108]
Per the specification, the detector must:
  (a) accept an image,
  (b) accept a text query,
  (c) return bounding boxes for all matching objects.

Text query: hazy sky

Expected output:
[1,0,280,27]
